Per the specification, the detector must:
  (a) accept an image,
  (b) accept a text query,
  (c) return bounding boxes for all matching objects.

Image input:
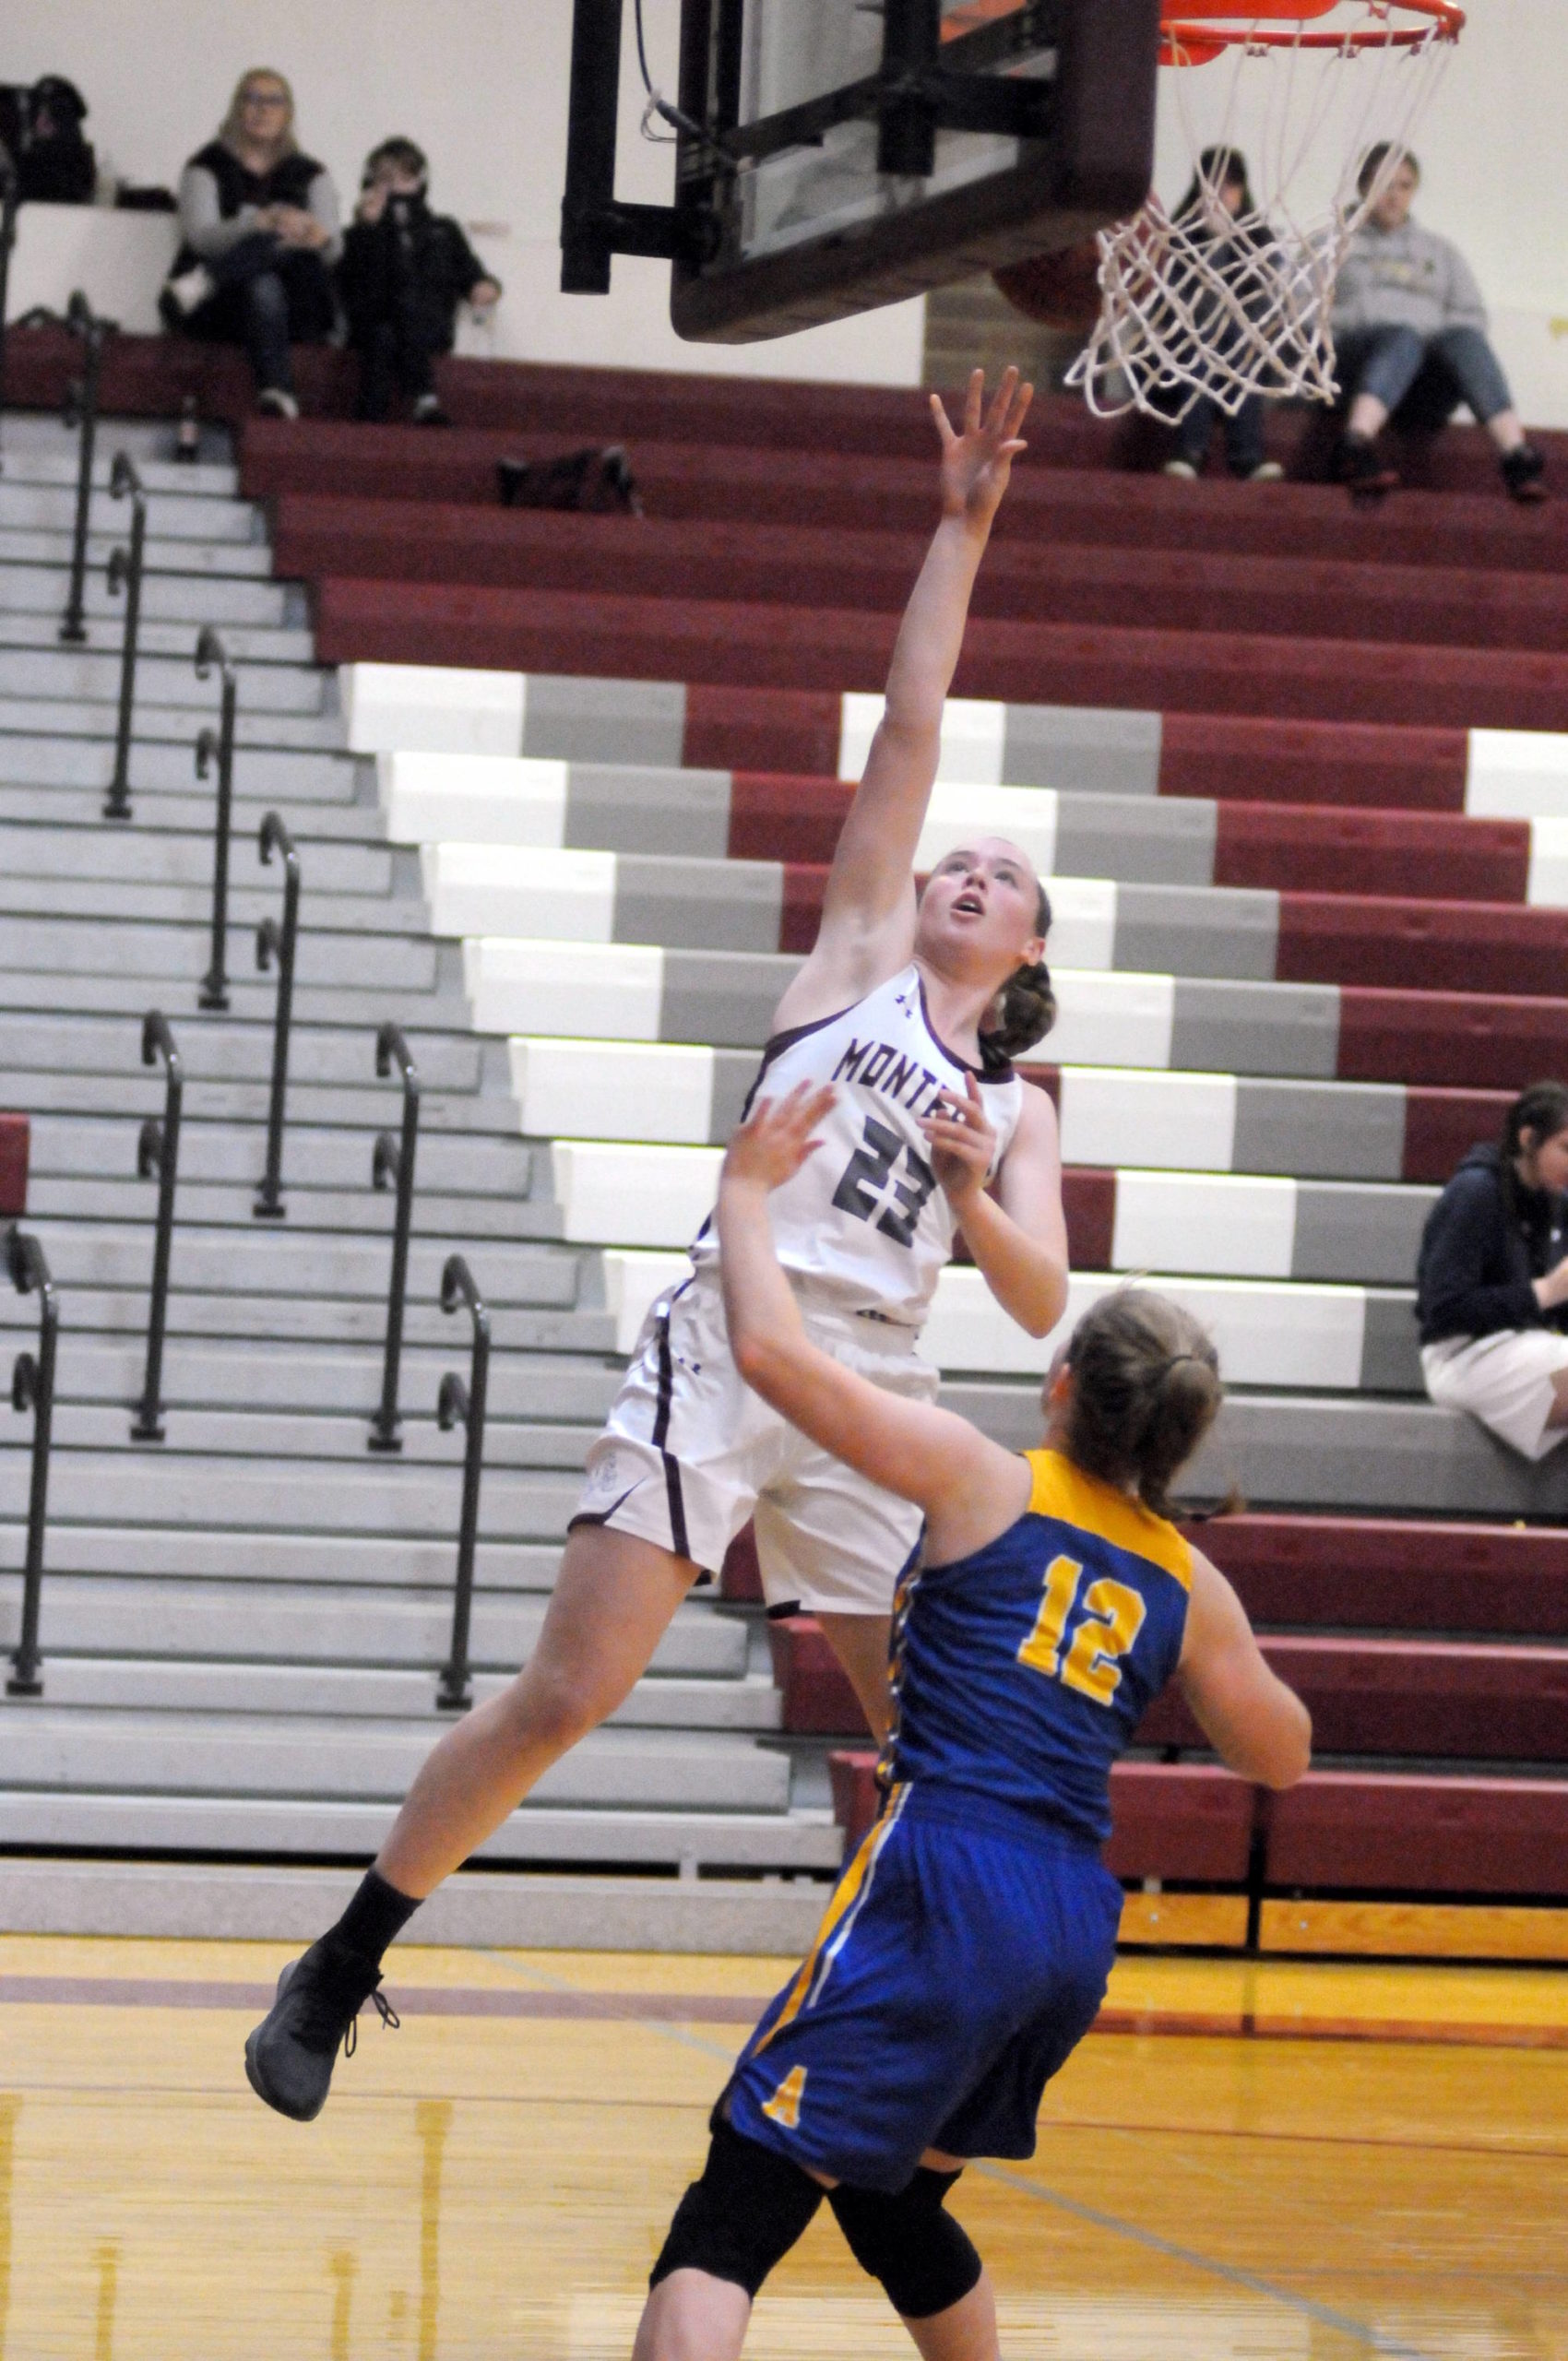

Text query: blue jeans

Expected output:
[184,231,337,396]
[1174,389,1267,475]
[1335,324,1514,427]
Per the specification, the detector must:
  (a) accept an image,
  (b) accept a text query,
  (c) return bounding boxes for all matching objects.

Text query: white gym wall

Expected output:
[3,1,1564,415]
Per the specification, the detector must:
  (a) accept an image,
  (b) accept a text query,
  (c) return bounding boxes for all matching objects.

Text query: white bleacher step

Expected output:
[22,1658,781,1730]
[510,1037,755,1147]
[0,645,328,712]
[0,1711,792,1813]
[0,528,272,577]
[26,1114,532,1195]
[599,1250,1418,1394]
[0,1798,840,1876]
[0,1454,586,1538]
[43,1404,597,1470]
[0,562,294,628]
[0,611,315,665]
[28,1340,615,1424]
[4,1290,611,1355]
[0,1525,565,1590]
[17,1577,742,1677]
[0,482,257,542]
[0,1860,837,1948]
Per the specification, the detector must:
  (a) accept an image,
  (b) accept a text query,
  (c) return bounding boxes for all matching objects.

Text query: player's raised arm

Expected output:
[1177,1551,1312,1790]
[718,1087,1028,1554]
[770,366,1032,1035]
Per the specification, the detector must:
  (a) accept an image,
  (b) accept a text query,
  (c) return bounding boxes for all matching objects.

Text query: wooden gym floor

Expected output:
[1,1933,1564,2359]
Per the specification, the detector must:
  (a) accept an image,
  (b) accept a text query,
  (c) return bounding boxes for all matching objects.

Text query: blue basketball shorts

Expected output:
[722,1781,1123,2194]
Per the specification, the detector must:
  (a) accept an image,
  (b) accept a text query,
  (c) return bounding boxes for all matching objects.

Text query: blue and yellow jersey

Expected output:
[884,1448,1193,1845]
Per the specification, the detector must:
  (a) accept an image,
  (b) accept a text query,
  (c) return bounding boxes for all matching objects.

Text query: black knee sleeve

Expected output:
[649,2121,824,2299]
[828,2167,982,2320]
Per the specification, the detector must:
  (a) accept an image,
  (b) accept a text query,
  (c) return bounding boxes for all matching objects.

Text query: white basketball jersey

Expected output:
[691,964,1026,1327]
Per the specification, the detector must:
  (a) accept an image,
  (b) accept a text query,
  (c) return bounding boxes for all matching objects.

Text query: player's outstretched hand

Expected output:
[724,1084,837,1193]
[932,365,1033,530]
[920,1071,997,1205]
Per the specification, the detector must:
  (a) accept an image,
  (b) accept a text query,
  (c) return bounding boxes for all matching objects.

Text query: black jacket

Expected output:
[338,196,492,351]
[1415,1142,1568,1345]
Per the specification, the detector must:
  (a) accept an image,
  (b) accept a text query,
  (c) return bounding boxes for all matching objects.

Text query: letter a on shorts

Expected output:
[761,2065,807,2130]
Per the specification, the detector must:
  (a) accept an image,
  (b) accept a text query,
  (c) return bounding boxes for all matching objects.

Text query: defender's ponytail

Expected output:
[1062,1288,1224,1520]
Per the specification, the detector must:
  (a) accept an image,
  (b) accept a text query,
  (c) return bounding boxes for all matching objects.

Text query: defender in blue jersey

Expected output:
[633,1087,1312,2361]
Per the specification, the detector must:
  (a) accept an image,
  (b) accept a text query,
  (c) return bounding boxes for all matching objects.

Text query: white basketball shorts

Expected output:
[572,1269,937,1617]
[1421,1327,1568,1462]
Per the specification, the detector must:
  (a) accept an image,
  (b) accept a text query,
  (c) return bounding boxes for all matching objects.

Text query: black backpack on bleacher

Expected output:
[497,446,642,516]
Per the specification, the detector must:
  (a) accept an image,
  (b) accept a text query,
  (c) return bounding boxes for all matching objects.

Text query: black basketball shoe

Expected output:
[244,1938,399,2120]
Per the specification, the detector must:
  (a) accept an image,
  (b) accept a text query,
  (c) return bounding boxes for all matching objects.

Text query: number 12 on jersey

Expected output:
[1017,1553,1146,1707]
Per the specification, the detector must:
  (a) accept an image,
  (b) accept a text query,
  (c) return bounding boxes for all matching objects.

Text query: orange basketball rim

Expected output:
[1160,0,1464,68]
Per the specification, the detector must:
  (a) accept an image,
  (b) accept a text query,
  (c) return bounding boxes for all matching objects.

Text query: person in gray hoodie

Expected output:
[1332,143,1545,503]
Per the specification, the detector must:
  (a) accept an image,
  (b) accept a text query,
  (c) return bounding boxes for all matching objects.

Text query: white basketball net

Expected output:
[1065,4,1461,421]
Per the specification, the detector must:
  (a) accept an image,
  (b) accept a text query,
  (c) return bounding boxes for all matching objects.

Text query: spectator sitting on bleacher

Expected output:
[1161,148,1283,486]
[1417,1082,1568,1461]
[1333,145,1546,504]
[338,138,500,425]
[160,68,341,421]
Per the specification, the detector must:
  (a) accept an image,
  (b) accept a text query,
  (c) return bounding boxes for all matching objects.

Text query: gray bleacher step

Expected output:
[0,1287,611,1353]
[0,528,272,579]
[0,645,328,710]
[0,442,237,495]
[46,1404,597,1469]
[0,1525,567,1588]
[0,1453,585,1536]
[0,562,294,628]
[24,1338,614,1421]
[0,1859,836,1948]
[0,823,393,894]
[0,484,256,541]
[26,1114,531,1194]
[0,611,315,665]
[0,914,446,986]
[0,885,435,944]
[15,1576,742,1676]
[0,1711,792,1812]
[32,1178,563,1240]
[23,1658,781,1729]
[0,1010,484,1090]
[1,787,378,839]
[0,733,354,794]
[10,1076,522,1132]
[0,1799,840,1875]
[5,972,474,1029]
[0,702,343,752]
[16,1223,576,1301]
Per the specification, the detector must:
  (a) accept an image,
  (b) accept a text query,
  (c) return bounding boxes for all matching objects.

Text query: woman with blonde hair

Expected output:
[162,68,341,418]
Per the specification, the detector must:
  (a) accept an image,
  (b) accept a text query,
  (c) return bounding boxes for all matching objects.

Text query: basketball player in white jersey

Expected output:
[245,367,1070,2119]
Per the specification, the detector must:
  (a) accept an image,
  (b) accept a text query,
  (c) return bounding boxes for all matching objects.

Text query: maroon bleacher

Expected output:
[0,1116,28,1219]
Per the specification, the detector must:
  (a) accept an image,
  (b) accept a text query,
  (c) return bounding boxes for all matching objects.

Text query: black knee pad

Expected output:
[828,2167,982,2320]
[649,2120,824,2299]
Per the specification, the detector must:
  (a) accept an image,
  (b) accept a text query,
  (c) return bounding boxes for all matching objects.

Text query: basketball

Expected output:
[992,239,1105,334]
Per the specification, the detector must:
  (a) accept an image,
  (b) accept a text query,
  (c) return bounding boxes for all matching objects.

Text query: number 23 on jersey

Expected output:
[1017,1554,1146,1707]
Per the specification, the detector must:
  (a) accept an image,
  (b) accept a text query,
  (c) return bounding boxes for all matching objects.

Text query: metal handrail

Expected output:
[368,1024,422,1453]
[254,813,300,1220]
[102,452,148,823]
[131,1013,183,1442]
[434,1255,491,1711]
[6,1226,58,1697]
[194,628,238,1010]
[15,292,118,644]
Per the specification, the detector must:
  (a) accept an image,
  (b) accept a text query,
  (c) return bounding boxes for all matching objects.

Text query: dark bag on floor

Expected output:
[497,445,642,516]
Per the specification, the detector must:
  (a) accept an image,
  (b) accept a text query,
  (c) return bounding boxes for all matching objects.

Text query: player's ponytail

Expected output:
[1061,1288,1223,1520]
[980,883,1056,1066]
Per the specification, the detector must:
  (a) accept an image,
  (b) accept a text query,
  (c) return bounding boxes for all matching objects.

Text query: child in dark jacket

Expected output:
[339,138,500,423]
[1417,1081,1568,1459]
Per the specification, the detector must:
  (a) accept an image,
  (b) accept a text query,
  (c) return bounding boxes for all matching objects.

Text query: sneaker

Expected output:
[255,387,300,421]
[412,394,451,427]
[244,1938,398,2120]
[1246,461,1285,483]
[1336,433,1398,502]
[1502,444,1548,504]
[1162,458,1199,480]
[161,262,215,318]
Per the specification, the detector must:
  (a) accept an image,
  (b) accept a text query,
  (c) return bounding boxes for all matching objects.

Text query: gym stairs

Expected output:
[0,413,834,1952]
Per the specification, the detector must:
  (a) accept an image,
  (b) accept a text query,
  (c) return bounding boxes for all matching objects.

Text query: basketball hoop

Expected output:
[1064,0,1464,421]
